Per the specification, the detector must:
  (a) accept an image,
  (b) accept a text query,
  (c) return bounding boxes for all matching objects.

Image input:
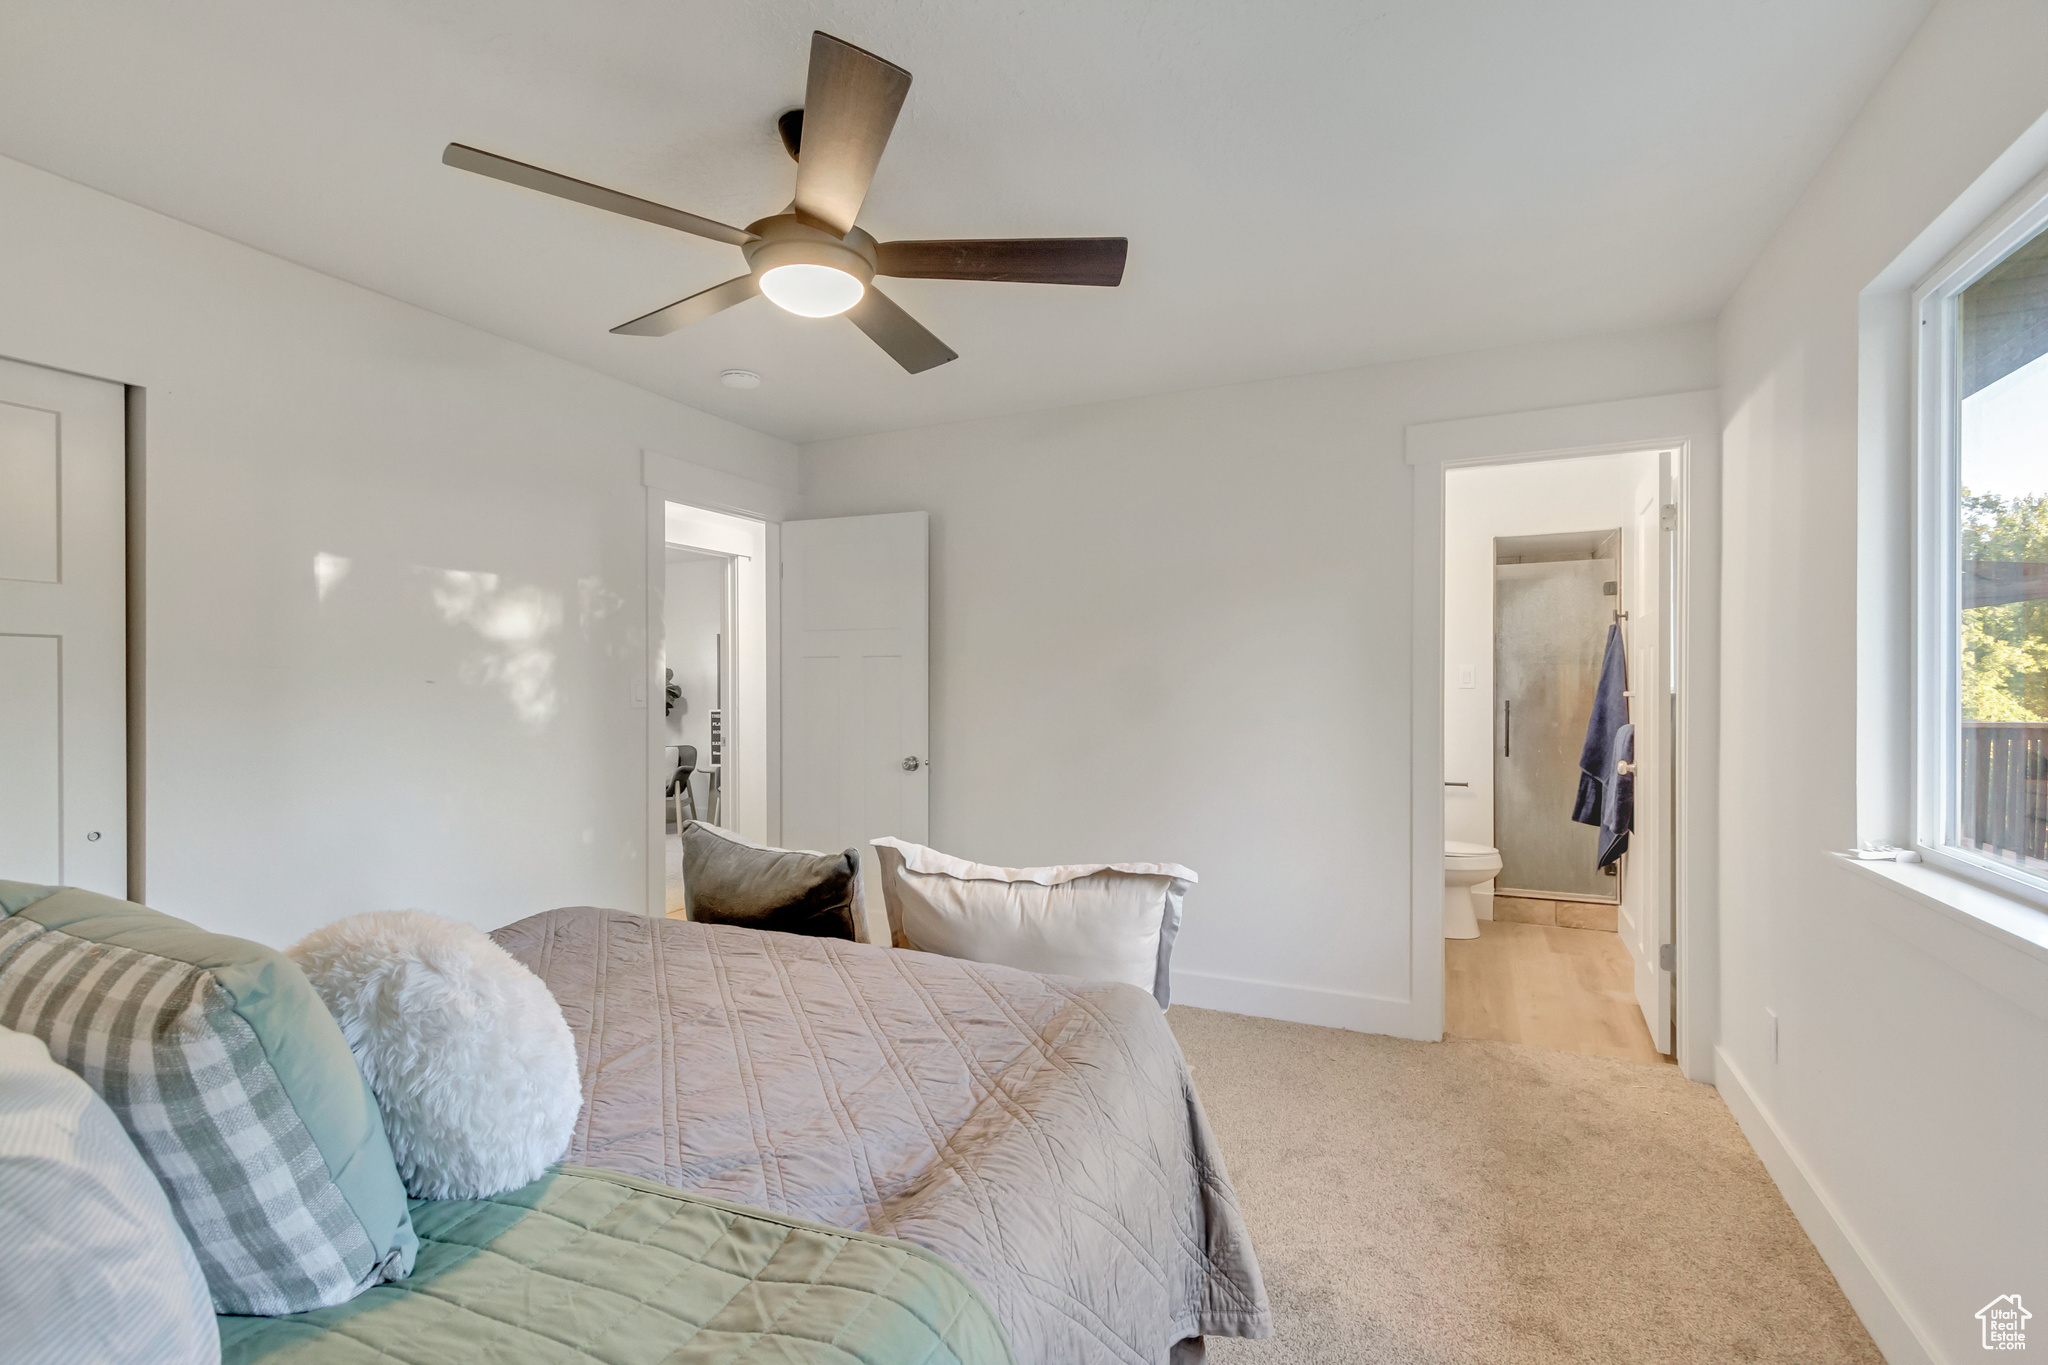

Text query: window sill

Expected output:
[1834,854,2048,1018]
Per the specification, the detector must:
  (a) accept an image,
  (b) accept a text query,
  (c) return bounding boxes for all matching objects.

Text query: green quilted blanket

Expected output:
[218,1166,1013,1365]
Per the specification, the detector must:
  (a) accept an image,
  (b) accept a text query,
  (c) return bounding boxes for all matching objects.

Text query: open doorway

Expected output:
[1441,450,1677,1064]
[659,501,768,914]
[661,543,728,910]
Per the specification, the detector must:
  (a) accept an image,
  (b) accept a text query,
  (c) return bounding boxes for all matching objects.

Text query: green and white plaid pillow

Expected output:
[0,882,416,1316]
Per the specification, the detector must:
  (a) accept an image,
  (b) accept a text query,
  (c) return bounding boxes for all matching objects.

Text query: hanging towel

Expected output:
[1572,622,1632,866]
[1599,722,1634,867]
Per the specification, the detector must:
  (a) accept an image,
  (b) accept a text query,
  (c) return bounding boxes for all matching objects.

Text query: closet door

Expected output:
[779,512,929,863]
[0,357,126,896]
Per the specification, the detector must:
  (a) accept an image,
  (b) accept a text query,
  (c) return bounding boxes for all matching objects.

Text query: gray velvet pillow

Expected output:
[680,823,862,941]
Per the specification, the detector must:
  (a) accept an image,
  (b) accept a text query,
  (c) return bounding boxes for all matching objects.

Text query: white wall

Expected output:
[799,321,1715,1034]
[1442,453,1654,862]
[0,152,797,948]
[1716,2,2048,1358]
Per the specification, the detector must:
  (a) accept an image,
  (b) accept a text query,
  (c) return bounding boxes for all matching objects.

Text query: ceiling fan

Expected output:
[443,31,1128,374]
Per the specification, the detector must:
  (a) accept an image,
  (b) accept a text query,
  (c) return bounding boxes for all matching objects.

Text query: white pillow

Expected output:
[288,911,582,1201]
[0,1025,220,1365]
[870,839,1196,1006]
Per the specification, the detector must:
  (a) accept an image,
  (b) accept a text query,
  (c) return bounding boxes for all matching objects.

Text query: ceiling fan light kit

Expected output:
[442,30,1126,374]
[741,219,875,317]
[759,264,863,317]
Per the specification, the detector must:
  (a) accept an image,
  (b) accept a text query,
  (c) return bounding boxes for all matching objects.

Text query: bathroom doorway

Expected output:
[1441,450,1676,1064]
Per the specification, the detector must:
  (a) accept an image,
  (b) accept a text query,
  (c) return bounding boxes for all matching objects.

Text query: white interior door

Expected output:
[780,512,930,876]
[0,357,127,897]
[1620,456,1674,1052]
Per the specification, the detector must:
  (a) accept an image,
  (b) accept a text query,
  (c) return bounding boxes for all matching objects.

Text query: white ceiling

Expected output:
[1,1,1931,443]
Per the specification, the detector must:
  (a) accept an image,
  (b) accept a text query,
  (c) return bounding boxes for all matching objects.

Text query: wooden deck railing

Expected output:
[1960,721,2048,862]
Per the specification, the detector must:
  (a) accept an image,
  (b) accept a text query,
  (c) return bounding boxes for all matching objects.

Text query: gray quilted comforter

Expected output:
[491,907,1271,1365]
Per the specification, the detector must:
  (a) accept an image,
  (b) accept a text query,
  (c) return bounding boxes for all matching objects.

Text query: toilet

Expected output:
[1443,841,1502,940]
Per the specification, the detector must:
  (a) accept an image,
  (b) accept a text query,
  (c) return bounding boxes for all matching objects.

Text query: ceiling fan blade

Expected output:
[846,284,957,373]
[791,32,911,237]
[876,237,1128,286]
[444,143,754,247]
[611,274,761,337]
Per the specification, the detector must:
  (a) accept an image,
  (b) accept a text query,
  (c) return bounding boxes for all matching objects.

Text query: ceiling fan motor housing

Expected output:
[741,215,877,285]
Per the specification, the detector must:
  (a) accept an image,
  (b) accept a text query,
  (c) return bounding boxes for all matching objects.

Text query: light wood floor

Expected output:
[1446,920,1669,1064]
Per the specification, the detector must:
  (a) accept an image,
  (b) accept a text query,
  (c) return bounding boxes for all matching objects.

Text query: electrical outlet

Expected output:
[1457,664,1476,689]
[1766,1008,1779,1064]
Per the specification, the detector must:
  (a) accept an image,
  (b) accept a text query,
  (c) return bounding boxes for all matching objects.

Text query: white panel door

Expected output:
[0,357,126,895]
[780,513,929,863]
[1622,456,1673,1052]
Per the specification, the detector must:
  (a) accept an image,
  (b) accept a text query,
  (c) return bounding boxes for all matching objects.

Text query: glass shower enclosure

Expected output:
[1493,530,1621,902]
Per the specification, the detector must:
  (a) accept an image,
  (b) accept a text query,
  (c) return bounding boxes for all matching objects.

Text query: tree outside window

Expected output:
[1953,223,2048,868]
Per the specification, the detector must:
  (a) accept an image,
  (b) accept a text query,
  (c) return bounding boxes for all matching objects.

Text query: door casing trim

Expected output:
[1406,390,1722,1079]
[641,452,794,918]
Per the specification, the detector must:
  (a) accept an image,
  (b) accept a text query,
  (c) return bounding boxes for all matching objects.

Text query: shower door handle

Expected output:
[1503,700,1511,758]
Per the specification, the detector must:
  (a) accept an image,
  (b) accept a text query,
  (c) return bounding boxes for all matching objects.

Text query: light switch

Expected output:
[630,678,648,708]
[1457,664,1476,689]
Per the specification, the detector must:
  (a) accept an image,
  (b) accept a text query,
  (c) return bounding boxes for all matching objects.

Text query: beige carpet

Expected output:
[1169,1007,1882,1365]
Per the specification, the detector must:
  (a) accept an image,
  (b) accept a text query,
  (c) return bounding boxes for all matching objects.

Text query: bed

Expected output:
[489,906,1272,1365]
[219,1165,1010,1364]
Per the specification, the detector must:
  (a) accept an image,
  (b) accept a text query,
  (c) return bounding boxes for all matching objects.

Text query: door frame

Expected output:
[1406,391,1721,1080]
[640,451,796,918]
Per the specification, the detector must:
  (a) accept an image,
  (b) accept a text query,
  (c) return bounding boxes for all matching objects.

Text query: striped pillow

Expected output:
[0,1025,219,1364]
[0,882,416,1316]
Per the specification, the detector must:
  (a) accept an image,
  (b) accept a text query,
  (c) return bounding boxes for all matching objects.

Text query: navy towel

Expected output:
[1600,723,1634,867]
[1573,622,1633,866]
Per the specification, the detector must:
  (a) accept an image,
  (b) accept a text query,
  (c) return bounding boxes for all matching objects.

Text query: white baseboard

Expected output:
[1171,970,1432,1039]
[1714,1047,1940,1365]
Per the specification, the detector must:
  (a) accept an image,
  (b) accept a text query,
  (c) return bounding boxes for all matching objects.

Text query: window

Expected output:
[1917,194,2048,898]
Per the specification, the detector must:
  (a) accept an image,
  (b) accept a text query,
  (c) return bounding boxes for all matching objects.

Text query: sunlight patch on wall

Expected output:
[578,575,623,640]
[430,569,563,726]
[313,552,352,601]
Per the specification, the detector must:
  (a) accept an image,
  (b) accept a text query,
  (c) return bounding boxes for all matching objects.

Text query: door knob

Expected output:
[902,756,925,772]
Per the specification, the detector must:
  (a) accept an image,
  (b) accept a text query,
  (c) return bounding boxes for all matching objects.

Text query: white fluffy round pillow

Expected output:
[288,911,581,1200]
